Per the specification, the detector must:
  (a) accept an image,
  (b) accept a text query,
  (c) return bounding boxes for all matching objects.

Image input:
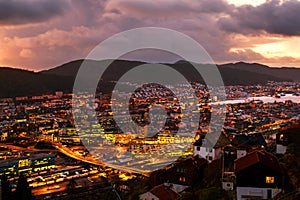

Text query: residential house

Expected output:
[231,133,266,159]
[150,156,207,186]
[194,132,230,163]
[235,150,284,200]
[166,156,207,186]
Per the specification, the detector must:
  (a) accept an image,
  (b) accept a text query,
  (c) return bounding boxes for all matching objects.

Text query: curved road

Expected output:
[51,142,150,176]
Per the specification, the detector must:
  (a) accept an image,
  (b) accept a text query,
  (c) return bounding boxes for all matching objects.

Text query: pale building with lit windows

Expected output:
[193,132,230,163]
[276,132,288,154]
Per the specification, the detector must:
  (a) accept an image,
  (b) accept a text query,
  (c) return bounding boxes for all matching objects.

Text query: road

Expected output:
[0,144,58,153]
[32,174,103,196]
[52,142,151,176]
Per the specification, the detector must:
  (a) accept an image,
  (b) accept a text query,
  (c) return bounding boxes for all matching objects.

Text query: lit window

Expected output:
[280,134,284,141]
[18,159,31,168]
[266,176,274,184]
[179,177,186,182]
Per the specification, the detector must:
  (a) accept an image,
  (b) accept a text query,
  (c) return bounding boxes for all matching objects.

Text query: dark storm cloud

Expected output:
[218,0,300,36]
[0,0,70,25]
[2,0,300,70]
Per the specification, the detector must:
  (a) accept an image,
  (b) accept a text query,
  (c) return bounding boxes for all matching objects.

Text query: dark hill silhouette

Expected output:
[220,61,300,82]
[0,67,73,97]
[42,59,293,84]
[0,60,298,98]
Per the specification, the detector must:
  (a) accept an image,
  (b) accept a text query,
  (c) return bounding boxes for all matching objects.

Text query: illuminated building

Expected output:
[0,153,55,177]
[105,133,135,144]
[64,127,77,136]
[60,136,81,145]
[0,149,20,160]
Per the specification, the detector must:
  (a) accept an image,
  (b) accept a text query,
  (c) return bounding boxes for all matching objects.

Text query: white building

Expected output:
[276,133,288,154]
[193,133,230,163]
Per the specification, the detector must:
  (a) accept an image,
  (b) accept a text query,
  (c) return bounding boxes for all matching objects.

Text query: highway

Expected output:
[51,142,151,176]
[32,173,103,196]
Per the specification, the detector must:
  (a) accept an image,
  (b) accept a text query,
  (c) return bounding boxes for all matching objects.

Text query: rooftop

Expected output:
[235,150,282,174]
[149,184,182,200]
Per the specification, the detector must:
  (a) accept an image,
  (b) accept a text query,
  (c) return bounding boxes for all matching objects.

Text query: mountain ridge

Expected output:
[0,59,298,98]
[219,61,300,82]
[43,59,299,81]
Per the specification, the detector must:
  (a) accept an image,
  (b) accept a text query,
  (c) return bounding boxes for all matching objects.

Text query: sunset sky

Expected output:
[0,0,300,71]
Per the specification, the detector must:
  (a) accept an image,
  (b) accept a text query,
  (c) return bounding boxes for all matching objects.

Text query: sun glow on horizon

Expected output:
[252,37,300,59]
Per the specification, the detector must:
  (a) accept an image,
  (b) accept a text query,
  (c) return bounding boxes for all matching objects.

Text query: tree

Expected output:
[15,173,33,200]
[198,187,230,200]
[67,179,77,194]
[286,143,298,156]
[1,175,13,200]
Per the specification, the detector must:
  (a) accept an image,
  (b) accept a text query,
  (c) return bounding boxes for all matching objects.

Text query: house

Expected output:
[231,133,266,159]
[194,132,230,163]
[165,156,207,186]
[150,155,207,186]
[232,133,267,149]
[139,183,189,200]
[235,150,284,200]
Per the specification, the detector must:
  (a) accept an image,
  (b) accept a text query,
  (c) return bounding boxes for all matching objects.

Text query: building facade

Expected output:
[0,153,55,177]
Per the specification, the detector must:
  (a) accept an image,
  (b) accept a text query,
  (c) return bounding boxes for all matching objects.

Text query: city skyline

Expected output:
[0,0,300,71]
